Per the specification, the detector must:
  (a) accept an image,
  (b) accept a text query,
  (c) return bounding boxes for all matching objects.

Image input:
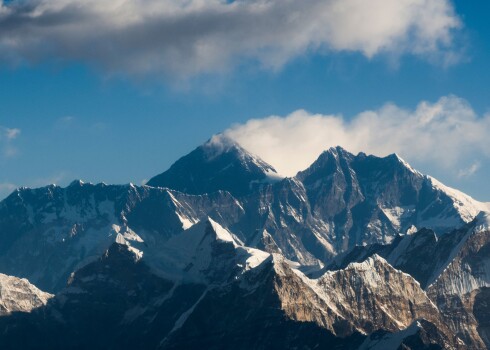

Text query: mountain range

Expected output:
[0,134,488,349]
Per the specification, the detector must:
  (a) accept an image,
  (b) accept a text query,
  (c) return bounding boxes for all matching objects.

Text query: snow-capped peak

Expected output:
[146,135,278,196]
[344,254,389,271]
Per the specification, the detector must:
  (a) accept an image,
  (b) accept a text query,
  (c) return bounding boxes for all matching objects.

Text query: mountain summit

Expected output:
[147,135,279,197]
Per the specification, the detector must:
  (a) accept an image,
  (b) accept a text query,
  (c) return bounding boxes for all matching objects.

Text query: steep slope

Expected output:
[159,253,459,349]
[329,213,490,348]
[0,241,459,349]
[147,135,279,197]
[426,212,490,349]
[0,182,244,292]
[0,273,53,316]
[295,146,487,253]
[146,141,487,263]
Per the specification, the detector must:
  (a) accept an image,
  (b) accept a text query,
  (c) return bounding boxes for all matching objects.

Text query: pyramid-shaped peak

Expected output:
[146,135,278,196]
[296,146,355,180]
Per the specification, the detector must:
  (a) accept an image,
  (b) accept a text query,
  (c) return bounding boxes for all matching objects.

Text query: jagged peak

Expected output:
[338,254,396,273]
[345,253,389,270]
[341,254,426,288]
[320,145,354,159]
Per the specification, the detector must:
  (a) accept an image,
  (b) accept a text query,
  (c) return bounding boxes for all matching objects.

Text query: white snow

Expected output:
[358,320,421,350]
[240,247,270,271]
[166,191,199,230]
[428,176,489,222]
[208,218,236,244]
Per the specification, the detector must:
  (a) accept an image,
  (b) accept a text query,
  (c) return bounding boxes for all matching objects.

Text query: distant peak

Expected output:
[68,179,85,187]
[344,254,390,271]
[146,133,277,196]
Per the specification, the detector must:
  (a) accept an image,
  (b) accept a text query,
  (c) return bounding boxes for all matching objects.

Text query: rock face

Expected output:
[0,139,489,349]
[328,212,490,348]
[426,213,490,349]
[0,245,453,350]
[0,273,52,315]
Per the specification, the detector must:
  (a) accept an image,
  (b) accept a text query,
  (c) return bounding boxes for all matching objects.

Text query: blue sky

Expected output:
[1,0,489,201]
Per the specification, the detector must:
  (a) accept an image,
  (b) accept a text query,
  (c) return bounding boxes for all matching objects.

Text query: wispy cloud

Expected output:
[0,125,21,158]
[458,162,481,178]
[0,0,462,79]
[224,95,490,177]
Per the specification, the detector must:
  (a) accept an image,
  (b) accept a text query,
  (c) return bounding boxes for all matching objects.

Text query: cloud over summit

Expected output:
[0,0,461,78]
[224,96,490,177]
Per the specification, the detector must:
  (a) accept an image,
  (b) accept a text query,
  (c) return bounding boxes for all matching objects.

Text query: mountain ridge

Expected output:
[0,138,488,349]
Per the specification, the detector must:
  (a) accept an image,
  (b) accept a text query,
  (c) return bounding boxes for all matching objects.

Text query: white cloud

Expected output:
[0,126,21,158]
[224,95,490,176]
[4,128,20,140]
[458,162,481,178]
[0,0,461,78]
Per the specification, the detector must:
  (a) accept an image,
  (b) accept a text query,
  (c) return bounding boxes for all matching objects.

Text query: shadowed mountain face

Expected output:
[147,135,278,197]
[0,139,488,349]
